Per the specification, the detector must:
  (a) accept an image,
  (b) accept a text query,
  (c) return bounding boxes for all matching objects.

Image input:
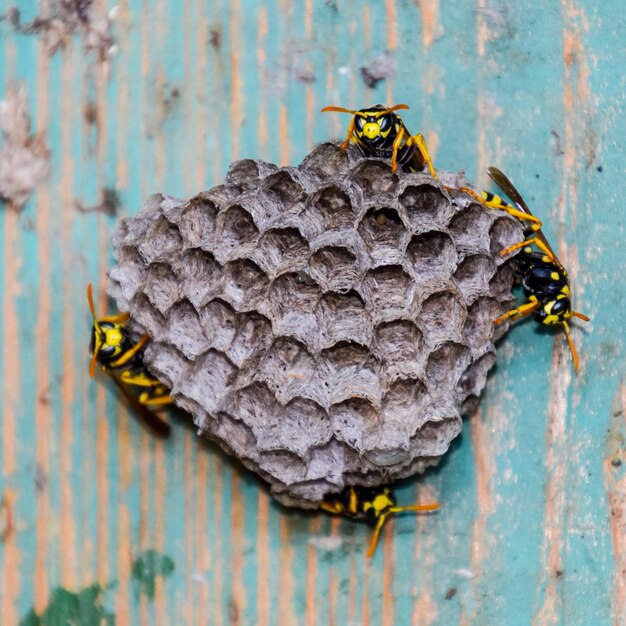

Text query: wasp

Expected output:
[87,283,171,437]
[321,485,440,557]
[471,168,590,372]
[321,104,438,177]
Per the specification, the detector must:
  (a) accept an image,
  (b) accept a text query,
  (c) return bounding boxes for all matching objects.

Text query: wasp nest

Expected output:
[108,143,522,507]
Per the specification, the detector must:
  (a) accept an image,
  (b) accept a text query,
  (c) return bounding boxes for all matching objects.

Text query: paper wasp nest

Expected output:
[108,143,522,507]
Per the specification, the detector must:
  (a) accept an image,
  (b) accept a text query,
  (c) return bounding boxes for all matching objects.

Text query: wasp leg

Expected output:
[118,370,162,387]
[410,133,438,179]
[340,117,356,150]
[499,236,555,262]
[495,295,541,325]
[320,501,344,515]
[459,187,543,232]
[110,334,149,369]
[390,126,407,173]
[139,392,173,406]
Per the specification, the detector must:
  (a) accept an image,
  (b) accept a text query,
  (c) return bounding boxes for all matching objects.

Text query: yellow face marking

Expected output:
[105,327,124,349]
[363,122,381,139]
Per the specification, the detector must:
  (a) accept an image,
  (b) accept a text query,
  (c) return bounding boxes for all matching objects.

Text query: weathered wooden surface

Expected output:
[0,0,624,624]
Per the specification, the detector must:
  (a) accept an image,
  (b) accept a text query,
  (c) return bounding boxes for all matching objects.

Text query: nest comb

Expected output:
[108,142,522,507]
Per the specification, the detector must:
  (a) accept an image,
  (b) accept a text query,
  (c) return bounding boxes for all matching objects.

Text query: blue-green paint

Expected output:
[131,550,175,600]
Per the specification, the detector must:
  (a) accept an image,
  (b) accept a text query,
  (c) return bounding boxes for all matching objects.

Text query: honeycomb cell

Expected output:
[308,246,359,293]
[225,311,272,367]
[490,216,524,257]
[357,207,407,264]
[175,196,218,249]
[299,141,351,178]
[456,351,497,415]
[199,299,237,352]
[225,158,278,190]
[351,160,398,195]
[425,341,472,386]
[137,217,183,263]
[448,203,492,253]
[308,185,356,232]
[217,204,260,259]
[163,300,210,359]
[143,263,181,314]
[399,183,450,230]
[262,169,306,208]
[316,291,370,348]
[418,290,467,343]
[462,298,501,348]
[373,320,423,381]
[407,233,456,290]
[453,254,497,300]
[361,265,415,320]
[330,397,379,452]
[222,258,270,311]
[174,249,223,309]
[255,227,309,278]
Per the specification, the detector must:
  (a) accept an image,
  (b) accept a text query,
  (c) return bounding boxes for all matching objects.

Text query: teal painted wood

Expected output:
[1,0,625,624]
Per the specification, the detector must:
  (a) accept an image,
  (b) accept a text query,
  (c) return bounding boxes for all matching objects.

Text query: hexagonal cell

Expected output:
[255,227,309,278]
[425,341,472,386]
[276,398,332,457]
[143,263,181,314]
[225,311,272,367]
[448,203,492,253]
[129,292,166,341]
[163,299,211,359]
[178,349,238,414]
[217,204,260,259]
[373,320,423,380]
[406,231,456,282]
[307,185,356,232]
[330,397,379,452]
[361,265,415,320]
[380,378,430,434]
[222,258,270,311]
[308,245,359,293]
[316,290,370,348]
[351,160,398,195]
[453,254,497,300]
[137,217,183,263]
[198,298,237,352]
[144,342,190,389]
[256,337,315,404]
[418,290,467,343]
[456,351,497,414]
[462,298,501,348]
[175,196,218,249]
[489,216,524,257]
[322,341,381,407]
[262,169,306,208]
[357,207,407,264]
[399,183,450,230]
[225,158,278,189]
[173,249,223,310]
[269,271,321,317]
[299,141,351,179]
[108,247,147,306]
[489,261,516,300]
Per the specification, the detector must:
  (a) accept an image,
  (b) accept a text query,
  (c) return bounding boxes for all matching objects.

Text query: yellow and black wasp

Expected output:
[321,104,438,177]
[321,485,440,557]
[87,283,171,437]
[467,168,590,372]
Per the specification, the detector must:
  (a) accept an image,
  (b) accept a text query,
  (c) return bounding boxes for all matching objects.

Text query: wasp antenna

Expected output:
[389,502,441,514]
[386,103,410,112]
[87,283,97,320]
[320,106,358,114]
[572,311,590,322]
[366,512,389,558]
[563,321,580,373]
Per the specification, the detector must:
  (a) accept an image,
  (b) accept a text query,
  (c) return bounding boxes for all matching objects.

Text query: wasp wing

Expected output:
[487,166,561,267]
[107,371,171,438]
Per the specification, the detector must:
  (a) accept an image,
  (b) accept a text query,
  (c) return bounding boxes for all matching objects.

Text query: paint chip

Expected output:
[308,535,344,551]
[359,51,396,89]
[0,84,50,210]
